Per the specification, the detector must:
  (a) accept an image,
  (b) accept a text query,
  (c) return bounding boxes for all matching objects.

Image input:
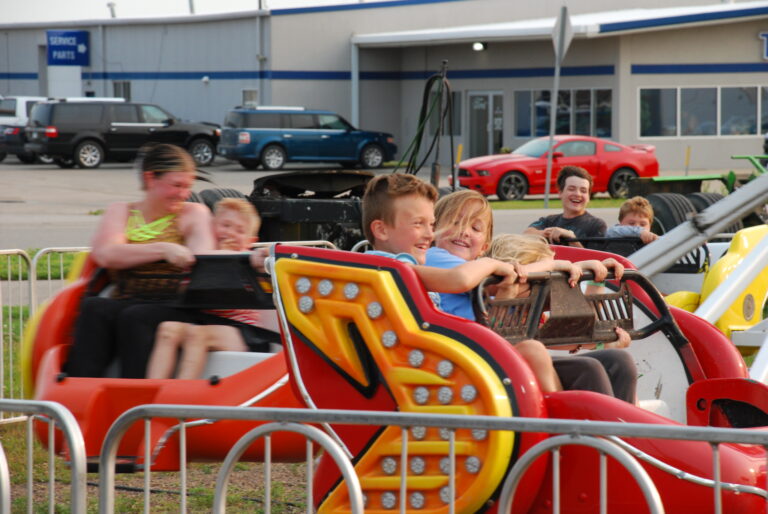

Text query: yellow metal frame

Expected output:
[276,257,515,513]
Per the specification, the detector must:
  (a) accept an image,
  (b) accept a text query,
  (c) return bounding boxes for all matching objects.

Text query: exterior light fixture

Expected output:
[472,42,488,51]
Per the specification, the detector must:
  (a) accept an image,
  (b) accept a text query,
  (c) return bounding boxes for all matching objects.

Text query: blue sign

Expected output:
[47,30,90,66]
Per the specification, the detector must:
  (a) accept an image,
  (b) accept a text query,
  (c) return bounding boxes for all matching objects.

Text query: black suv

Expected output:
[25,101,220,168]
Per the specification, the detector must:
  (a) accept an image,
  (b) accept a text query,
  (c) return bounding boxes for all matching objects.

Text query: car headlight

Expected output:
[477,170,490,176]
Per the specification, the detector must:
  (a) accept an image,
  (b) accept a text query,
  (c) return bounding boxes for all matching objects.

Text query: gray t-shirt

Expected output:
[528,211,607,239]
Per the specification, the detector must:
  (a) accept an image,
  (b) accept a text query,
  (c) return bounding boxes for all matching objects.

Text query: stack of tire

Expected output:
[647,192,742,238]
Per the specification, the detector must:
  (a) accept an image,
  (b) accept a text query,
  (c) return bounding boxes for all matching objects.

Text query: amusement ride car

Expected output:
[22,239,768,512]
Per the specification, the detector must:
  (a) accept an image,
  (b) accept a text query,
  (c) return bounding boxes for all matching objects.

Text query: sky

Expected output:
[1,0,379,24]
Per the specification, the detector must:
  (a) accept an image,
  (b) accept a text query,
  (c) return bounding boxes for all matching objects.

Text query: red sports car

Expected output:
[455,135,659,200]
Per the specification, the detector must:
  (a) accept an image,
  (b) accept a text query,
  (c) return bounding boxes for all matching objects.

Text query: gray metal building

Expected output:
[1,0,767,171]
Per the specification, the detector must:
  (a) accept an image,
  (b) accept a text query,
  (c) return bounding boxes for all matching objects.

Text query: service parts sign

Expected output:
[46,30,90,66]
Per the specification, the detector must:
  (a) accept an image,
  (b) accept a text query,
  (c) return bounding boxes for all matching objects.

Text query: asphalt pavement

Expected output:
[1,158,630,249]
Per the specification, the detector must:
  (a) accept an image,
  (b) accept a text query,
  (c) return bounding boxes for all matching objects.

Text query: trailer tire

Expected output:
[199,188,248,211]
[686,192,743,236]
[647,193,697,234]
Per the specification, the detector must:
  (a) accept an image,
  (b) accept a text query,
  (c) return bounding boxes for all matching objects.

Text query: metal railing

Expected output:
[0,249,33,415]
[0,399,87,514]
[98,405,768,514]
[29,246,90,313]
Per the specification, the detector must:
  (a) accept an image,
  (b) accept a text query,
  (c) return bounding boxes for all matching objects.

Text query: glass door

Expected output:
[468,92,503,157]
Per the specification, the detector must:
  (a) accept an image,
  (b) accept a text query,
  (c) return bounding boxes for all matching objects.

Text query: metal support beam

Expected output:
[630,173,768,276]
[351,43,359,127]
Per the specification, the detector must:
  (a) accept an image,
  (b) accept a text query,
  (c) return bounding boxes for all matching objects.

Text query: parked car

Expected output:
[1,96,126,164]
[217,106,397,170]
[25,101,220,168]
[0,95,48,163]
[454,135,659,200]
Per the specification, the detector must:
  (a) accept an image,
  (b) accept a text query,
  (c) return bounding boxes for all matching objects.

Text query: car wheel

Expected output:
[0,151,6,163]
[647,193,696,234]
[17,153,37,164]
[75,140,104,169]
[496,172,528,201]
[261,144,286,171]
[238,159,260,170]
[360,144,384,169]
[199,188,248,211]
[38,154,55,165]
[608,168,638,198]
[54,157,76,169]
[189,138,215,167]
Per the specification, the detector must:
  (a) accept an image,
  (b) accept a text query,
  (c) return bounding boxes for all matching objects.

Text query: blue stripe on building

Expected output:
[272,0,463,16]
[0,73,38,80]
[632,62,768,74]
[79,65,614,82]
[600,6,768,33]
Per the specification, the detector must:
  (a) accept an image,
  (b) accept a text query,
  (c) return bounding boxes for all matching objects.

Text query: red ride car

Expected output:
[455,135,659,200]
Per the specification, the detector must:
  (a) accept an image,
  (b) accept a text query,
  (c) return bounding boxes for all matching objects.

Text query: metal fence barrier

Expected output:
[0,247,88,410]
[0,399,87,514]
[98,405,768,514]
[29,247,90,314]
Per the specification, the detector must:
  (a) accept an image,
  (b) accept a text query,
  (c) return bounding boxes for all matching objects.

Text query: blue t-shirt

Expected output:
[425,247,475,321]
[365,250,441,309]
[365,249,418,265]
[605,224,644,238]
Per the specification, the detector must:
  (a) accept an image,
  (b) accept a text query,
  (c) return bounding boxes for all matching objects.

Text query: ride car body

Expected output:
[217,106,397,170]
[25,101,219,168]
[455,135,659,200]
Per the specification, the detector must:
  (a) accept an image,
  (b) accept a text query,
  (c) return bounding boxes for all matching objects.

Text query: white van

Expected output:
[0,96,49,126]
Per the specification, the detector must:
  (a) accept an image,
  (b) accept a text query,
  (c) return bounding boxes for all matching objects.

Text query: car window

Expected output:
[557,141,596,157]
[605,143,622,153]
[245,113,282,128]
[289,114,317,129]
[52,104,103,124]
[29,104,51,126]
[24,100,40,117]
[112,104,139,123]
[318,114,348,130]
[140,105,171,124]
[0,99,16,116]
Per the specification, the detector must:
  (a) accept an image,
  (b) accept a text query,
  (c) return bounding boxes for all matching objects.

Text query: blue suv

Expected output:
[217,107,397,170]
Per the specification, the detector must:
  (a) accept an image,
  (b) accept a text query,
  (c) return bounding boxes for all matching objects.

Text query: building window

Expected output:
[640,89,677,137]
[242,89,259,107]
[428,91,462,136]
[113,81,131,101]
[681,88,716,136]
[762,87,768,135]
[516,88,611,138]
[514,90,532,137]
[641,86,762,137]
[594,90,612,138]
[720,87,757,135]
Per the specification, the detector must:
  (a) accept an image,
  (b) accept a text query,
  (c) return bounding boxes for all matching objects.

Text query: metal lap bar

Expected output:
[480,272,635,346]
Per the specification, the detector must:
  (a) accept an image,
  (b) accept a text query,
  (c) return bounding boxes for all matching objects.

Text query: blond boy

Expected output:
[146,198,269,379]
[362,173,521,293]
[606,196,658,244]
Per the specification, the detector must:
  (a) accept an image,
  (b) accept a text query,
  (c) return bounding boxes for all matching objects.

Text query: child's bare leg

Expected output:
[514,339,563,393]
[146,321,189,379]
[176,325,247,380]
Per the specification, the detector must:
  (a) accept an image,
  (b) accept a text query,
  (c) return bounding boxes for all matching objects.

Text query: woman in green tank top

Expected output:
[66,144,216,378]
